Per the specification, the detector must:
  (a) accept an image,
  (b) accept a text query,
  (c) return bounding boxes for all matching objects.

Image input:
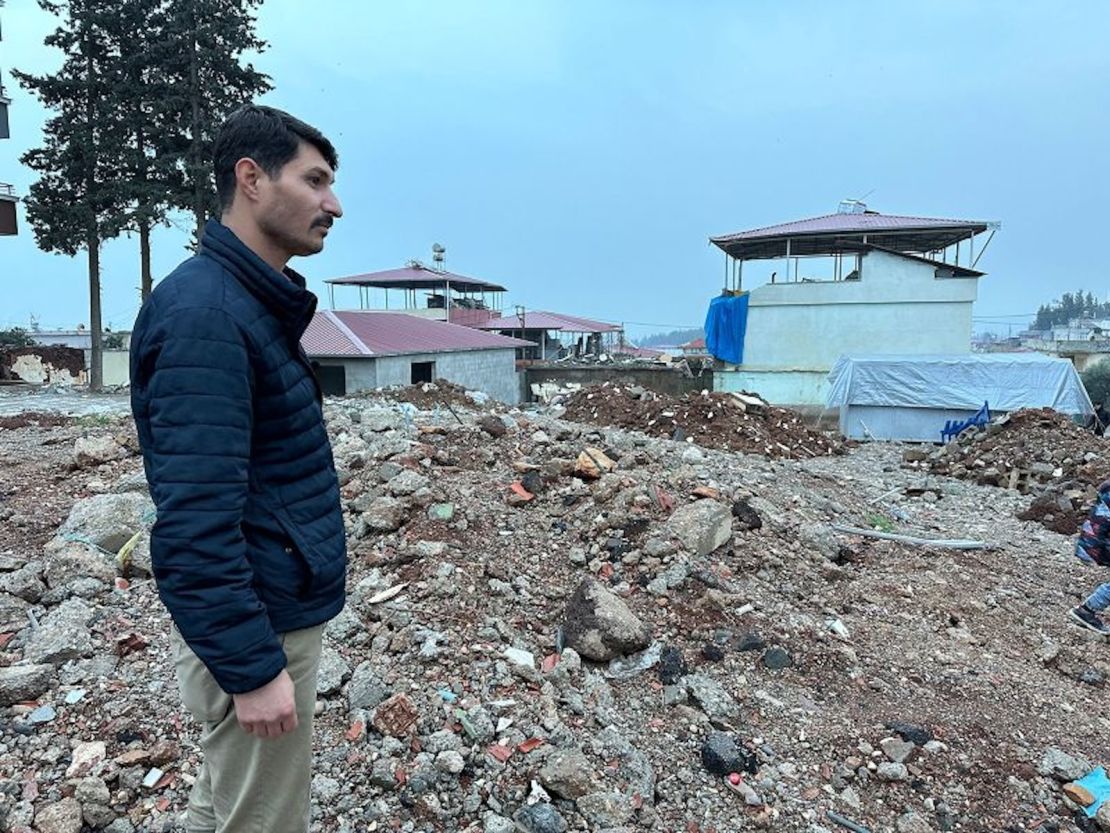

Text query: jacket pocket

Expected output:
[270,506,342,594]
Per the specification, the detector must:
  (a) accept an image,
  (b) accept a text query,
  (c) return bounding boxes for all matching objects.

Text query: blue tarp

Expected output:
[704,293,749,365]
[1076,766,1110,817]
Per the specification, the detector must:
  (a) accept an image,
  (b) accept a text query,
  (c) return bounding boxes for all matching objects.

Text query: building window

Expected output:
[411,361,434,384]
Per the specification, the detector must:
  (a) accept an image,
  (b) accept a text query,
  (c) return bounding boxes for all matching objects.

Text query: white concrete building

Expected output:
[707,208,996,407]
[301,311,533,403]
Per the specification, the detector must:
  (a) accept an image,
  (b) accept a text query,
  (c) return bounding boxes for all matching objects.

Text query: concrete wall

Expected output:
[713,368,828,406]
[524,365,708,399]
[715,249,979,407]
[738,249,978,372]
[317,349,521,404]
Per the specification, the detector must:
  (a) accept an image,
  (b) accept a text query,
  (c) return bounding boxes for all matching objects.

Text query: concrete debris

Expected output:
[0,384,1105,832]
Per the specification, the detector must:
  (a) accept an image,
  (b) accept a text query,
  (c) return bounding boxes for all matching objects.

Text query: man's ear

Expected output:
[234,158,265,203]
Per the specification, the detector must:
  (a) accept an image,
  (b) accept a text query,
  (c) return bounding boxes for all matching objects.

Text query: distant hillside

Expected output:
[639,327,704,348]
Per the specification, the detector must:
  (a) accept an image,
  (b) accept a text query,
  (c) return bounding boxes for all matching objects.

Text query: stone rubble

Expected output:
[0,388,1107,831]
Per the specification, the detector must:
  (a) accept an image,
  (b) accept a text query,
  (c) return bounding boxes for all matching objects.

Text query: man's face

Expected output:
[255,141,342,258]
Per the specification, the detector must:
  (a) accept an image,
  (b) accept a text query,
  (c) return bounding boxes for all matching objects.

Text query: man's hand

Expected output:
[232,670,297,738]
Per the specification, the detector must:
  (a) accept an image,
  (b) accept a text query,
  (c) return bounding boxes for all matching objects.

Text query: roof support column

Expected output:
[785,239,792,281]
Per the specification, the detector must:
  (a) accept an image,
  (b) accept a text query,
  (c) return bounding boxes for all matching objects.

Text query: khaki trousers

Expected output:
[172,625,324,833]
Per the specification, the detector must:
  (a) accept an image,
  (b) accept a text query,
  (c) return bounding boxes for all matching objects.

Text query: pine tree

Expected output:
[113,0,183,302]
[160,0,272,244]
[14,0,131,390]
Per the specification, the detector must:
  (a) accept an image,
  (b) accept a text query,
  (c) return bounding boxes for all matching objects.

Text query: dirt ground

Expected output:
[0,388,1107,833]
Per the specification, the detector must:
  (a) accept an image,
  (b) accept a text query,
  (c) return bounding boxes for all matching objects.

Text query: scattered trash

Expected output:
[826,810,872,833]
[29,705,56,724]
[487,743,513,763]
[1072,766,1110,817]
[827,619,851,640]
[367,584,408,605]
[142,767,164,789]
[605,641,663,680]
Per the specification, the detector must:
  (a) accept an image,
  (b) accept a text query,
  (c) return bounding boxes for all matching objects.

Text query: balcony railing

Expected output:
[0,183,16,198]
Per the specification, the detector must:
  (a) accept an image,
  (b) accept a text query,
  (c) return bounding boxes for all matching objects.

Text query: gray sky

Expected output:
[2,0,1108,339]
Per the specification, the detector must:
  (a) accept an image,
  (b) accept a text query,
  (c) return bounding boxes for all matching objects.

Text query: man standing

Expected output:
[130,105,346,833]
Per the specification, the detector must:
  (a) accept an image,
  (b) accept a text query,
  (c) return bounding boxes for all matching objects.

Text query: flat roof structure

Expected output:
[323,262,507,314]
[477,311,621,335]
[326,264,506,293]
[711,211,990,260]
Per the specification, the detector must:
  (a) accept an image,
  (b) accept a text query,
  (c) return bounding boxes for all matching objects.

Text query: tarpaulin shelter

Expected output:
[826,353,1094,441]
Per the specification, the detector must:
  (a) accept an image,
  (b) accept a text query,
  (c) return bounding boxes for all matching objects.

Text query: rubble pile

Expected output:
[372,380,498,412]
[0,391,1107,832]
[906,408,1110,533]
[562,383,843,459]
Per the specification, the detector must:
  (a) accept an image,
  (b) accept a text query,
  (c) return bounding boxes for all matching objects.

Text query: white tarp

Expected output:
[826,353,1094,416]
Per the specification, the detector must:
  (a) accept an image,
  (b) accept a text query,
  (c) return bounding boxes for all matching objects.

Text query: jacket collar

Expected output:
[199,219,318,338]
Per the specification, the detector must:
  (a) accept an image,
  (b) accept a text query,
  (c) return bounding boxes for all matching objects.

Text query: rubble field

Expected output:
[905,408,1110,534]
[1,387,1108,833]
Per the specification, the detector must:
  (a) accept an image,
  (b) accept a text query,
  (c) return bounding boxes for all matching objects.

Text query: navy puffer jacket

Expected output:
[130,220,347,694]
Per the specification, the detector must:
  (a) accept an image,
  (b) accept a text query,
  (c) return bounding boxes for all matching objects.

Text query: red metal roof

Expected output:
[325,264,507,293]
[710,211,990,260]
[713,212,984,242]
[302,311,533,357]
[476,311,622,334]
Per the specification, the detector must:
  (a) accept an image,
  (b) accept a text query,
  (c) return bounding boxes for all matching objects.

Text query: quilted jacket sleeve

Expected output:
[139,305,287,694]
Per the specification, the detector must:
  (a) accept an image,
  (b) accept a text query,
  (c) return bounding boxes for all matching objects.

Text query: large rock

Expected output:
[1038,747,1090,782]
[387,470,429,497]
[576,791,634,828]
[0,663,55,705]
[0,562,45,602]
[701,732,750,775]
[563,579,651,661]
[538,748,597,799]
[43,543,116,589]
[53,493,154,555]
[317,646,351,697]
[74,436,127,468]
[0,592,29,630]
[347,661,389,711]
[664,500,732,557]
[113,471,150,494]
[357,497,407,535]
[34,798,83,833]
[23,598,94,665]
[684,673,740,721]
[513,803,567,833]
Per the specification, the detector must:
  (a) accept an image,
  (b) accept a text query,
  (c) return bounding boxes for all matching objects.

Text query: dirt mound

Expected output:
[561,383,843,459]
[0,411,74,430]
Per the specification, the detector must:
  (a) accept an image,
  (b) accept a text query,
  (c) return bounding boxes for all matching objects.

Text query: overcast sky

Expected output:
[2,0,1108,339]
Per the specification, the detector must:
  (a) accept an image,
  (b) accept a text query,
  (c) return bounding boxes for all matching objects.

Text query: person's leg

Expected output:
[1084,581,1110,613]
[174,625,324,833]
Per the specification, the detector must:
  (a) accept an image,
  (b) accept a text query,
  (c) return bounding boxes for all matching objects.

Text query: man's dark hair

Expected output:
[213,105,339,213]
